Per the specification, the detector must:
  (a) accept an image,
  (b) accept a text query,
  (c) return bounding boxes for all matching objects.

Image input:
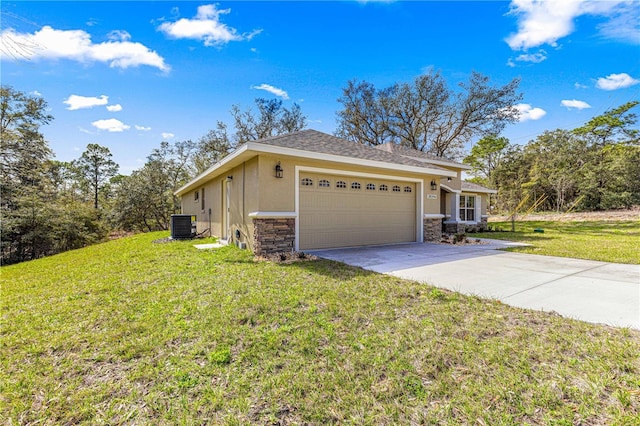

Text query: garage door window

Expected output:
[319,179,330,188]
[366,183,376,190]
[379,184,388,191]
[404,186,412,193]
[392,185,401,192]
[336,181,346,189]
[351,182,361,190]
[301,178,313,186]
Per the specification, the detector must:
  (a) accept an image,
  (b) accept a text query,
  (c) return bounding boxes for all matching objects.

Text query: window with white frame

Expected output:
[459,195,475,221]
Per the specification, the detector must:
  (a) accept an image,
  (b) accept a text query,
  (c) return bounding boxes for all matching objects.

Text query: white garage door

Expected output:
[299,172,417,250]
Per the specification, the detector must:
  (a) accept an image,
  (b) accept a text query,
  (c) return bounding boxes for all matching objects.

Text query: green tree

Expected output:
[194,122,233,175]
[74,143,119,209]
[0,86,54,264]
[336,71,521,159]
[112,140,195,231]
[463,135,510,185]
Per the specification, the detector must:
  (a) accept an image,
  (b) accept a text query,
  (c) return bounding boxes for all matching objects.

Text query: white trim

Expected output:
[248,143,456,178]
[248,211,297,219]
[461,187,497,194]
[295,166,424,251]
[175,141,458,196]
[175,144,249,195]
[481,214,489,218]
[440,184,462,194]
[424,214,445,219]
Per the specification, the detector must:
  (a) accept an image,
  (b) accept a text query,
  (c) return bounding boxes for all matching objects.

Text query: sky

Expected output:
[1,0,639,174]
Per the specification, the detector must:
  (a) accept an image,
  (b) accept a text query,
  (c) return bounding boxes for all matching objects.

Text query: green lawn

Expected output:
[2,232,639,424]
[477,220,640,264]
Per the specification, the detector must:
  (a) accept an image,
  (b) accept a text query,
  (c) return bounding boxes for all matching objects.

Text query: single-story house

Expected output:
[175,129,496,255]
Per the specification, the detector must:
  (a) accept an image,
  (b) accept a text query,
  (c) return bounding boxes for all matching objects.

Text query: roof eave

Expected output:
[175,142,458,196]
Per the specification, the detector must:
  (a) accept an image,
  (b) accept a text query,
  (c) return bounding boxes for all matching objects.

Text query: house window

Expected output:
[301,178,313,186]
[366,183,376,190]
[379,184,388,191]
[392,185,401,192]
[194,191,199,201]
[351,182,361,190]
[460,195,475,221]
[336,180,347,188]
[404,186,412,193]
[201,188,205,211]
[319,179,330,188]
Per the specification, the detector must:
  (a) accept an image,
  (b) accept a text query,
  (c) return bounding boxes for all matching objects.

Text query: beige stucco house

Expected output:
[175,130,496,255]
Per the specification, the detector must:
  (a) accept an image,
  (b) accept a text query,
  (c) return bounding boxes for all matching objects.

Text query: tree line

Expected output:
[2,74,638,264]
[1,87,306,265]
[464,101,640,213]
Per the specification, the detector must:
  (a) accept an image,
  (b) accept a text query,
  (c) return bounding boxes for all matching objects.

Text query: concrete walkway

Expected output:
[309,240,640,330]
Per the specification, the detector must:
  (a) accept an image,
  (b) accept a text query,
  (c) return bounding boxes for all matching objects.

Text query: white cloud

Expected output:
[91,118,130,132]
[64,94,109,110]
[106,104,122,112]
[251,83,289,99]
[162,132,175,139]
[158,4,261,46]
[595,73,639,90]
[574,82,588,89]
[505,0,636,51]
[0,26,169,71]
[515,103,546,121]
[515,50,547,63]
[135,125,151,131]
[561,99,591,110]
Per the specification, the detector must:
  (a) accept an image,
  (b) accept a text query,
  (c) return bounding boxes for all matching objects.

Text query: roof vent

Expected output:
[171,214,196,239]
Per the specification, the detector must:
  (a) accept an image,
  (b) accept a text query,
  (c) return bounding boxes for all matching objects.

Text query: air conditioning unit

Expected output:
[171,214,196,239]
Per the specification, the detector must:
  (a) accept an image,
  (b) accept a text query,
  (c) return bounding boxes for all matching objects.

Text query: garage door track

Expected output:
[309,240,640,330]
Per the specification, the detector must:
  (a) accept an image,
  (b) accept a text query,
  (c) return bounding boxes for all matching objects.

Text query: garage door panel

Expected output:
[299,172,417,250]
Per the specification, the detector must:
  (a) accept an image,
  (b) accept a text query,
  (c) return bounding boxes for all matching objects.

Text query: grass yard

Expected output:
[2,232,639,425]
[477,220,640,264]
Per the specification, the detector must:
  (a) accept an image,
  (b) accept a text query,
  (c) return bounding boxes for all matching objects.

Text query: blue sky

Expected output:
[2,0,639,173]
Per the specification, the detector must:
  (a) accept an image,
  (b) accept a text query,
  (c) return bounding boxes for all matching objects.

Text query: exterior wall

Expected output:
[225,157,259,250]
[253,218,296,255]
[256,153,444,216]
[181,177,222,237]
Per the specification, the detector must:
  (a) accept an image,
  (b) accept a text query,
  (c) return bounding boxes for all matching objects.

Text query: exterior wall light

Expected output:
[447,177,452,182]
[275,161,283,178]
[430,180,437,190]
[226,176,233,183]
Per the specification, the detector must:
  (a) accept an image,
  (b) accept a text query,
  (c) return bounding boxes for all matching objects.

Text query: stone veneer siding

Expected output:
[423,218,443,242]
[253,218,295,256]
[444,221,466,234]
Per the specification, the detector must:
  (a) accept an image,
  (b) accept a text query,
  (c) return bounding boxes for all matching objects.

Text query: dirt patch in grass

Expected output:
[490,206,640,222]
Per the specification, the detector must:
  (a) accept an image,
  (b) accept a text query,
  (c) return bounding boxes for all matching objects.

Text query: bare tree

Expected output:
[335,71,522,159]
[231,98,306,144]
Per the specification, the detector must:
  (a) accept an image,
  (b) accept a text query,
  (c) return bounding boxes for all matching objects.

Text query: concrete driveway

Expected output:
[309,239,640,330]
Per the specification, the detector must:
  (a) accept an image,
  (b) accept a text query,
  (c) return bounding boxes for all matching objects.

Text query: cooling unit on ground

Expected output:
[171,214,197,239]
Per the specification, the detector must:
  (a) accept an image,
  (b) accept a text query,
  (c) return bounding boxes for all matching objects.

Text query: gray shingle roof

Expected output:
[376,142,468,168]
[461,181,497,193]
[251,129,454,171]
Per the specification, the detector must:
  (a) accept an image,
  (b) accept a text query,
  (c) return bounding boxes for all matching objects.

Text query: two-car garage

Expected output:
[298,171,419,250]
